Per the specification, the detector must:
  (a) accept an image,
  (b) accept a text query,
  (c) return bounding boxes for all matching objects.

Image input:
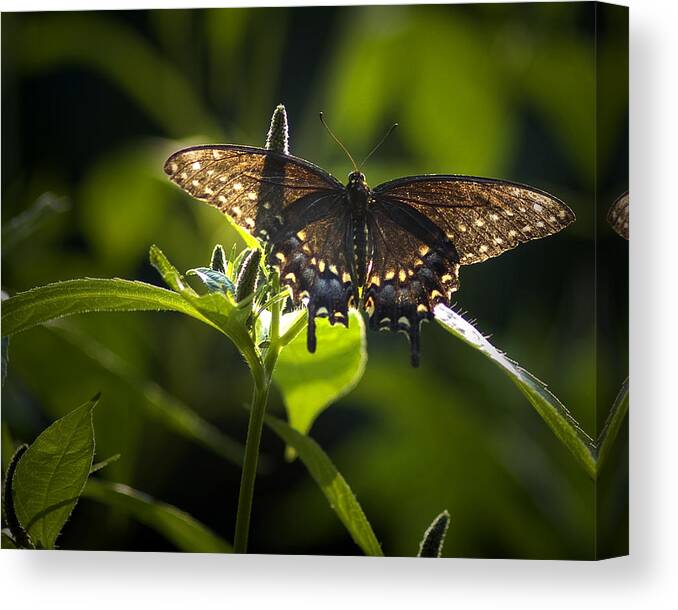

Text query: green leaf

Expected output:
[2,444,32,549]
[274,311,367,435]
[187,267,236,294]
[417,510,450,558]
[82,478,231,553]
[265,415,382,557]
[596,377,629,471]
[12,396,98,549]
[434,304,597,479]
[1,278,209,337]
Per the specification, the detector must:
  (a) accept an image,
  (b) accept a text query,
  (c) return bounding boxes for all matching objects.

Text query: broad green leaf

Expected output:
[265,415,382,557]
[417,510,450,558]
[1,278,209,337]
[434,304,596,479]
[49,322,245,466]
[274,311,366,435]
[596,377,629,471]
[12,396,98,549]
[83,479,231,553]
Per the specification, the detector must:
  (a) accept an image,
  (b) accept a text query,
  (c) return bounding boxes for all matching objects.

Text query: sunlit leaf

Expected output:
[12,396,98,549]
[274,311,366,436]
[434,304,596,478]
[83,479,232,553]
[265,415,383,557]
[1,278,207,337]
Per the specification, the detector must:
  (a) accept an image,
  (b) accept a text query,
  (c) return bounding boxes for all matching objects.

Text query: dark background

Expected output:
[1,3,628,558]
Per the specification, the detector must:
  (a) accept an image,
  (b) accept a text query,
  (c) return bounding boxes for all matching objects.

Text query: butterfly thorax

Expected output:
[346,171,371,213]
[345,172,372,291]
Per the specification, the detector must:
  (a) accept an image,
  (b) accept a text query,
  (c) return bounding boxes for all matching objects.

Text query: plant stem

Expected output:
[233,272,283,553]
[233,372,271,553]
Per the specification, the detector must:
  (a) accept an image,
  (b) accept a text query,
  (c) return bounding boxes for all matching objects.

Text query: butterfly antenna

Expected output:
[359,123,398,170]
[319,112,358,172]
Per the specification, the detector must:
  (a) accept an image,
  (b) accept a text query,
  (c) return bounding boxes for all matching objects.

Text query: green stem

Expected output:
[233,271,282,553]
[233,372,271,553]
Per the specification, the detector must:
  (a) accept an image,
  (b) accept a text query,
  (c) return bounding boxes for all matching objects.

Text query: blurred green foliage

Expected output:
[1,4,627,558]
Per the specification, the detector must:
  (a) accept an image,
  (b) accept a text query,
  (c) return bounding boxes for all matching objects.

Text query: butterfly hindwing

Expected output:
[365,198,460,366]
[374,175,575,265]
[270,198,357,351]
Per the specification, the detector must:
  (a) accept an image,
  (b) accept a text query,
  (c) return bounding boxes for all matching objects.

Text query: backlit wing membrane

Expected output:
[374,175,574,265]
[164,144,343,243]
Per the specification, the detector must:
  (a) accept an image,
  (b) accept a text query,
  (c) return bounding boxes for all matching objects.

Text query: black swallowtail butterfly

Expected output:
[165,121,574,366]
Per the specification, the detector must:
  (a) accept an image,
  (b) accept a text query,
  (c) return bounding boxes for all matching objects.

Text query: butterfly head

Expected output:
[348,171,367,186]
[346,171,370,206]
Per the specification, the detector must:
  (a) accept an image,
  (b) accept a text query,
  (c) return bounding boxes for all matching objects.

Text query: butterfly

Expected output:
[165,119,575,366]
[608,191,629,240]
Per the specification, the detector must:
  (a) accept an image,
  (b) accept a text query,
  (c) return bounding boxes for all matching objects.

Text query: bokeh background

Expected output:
[1,3,628,558]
